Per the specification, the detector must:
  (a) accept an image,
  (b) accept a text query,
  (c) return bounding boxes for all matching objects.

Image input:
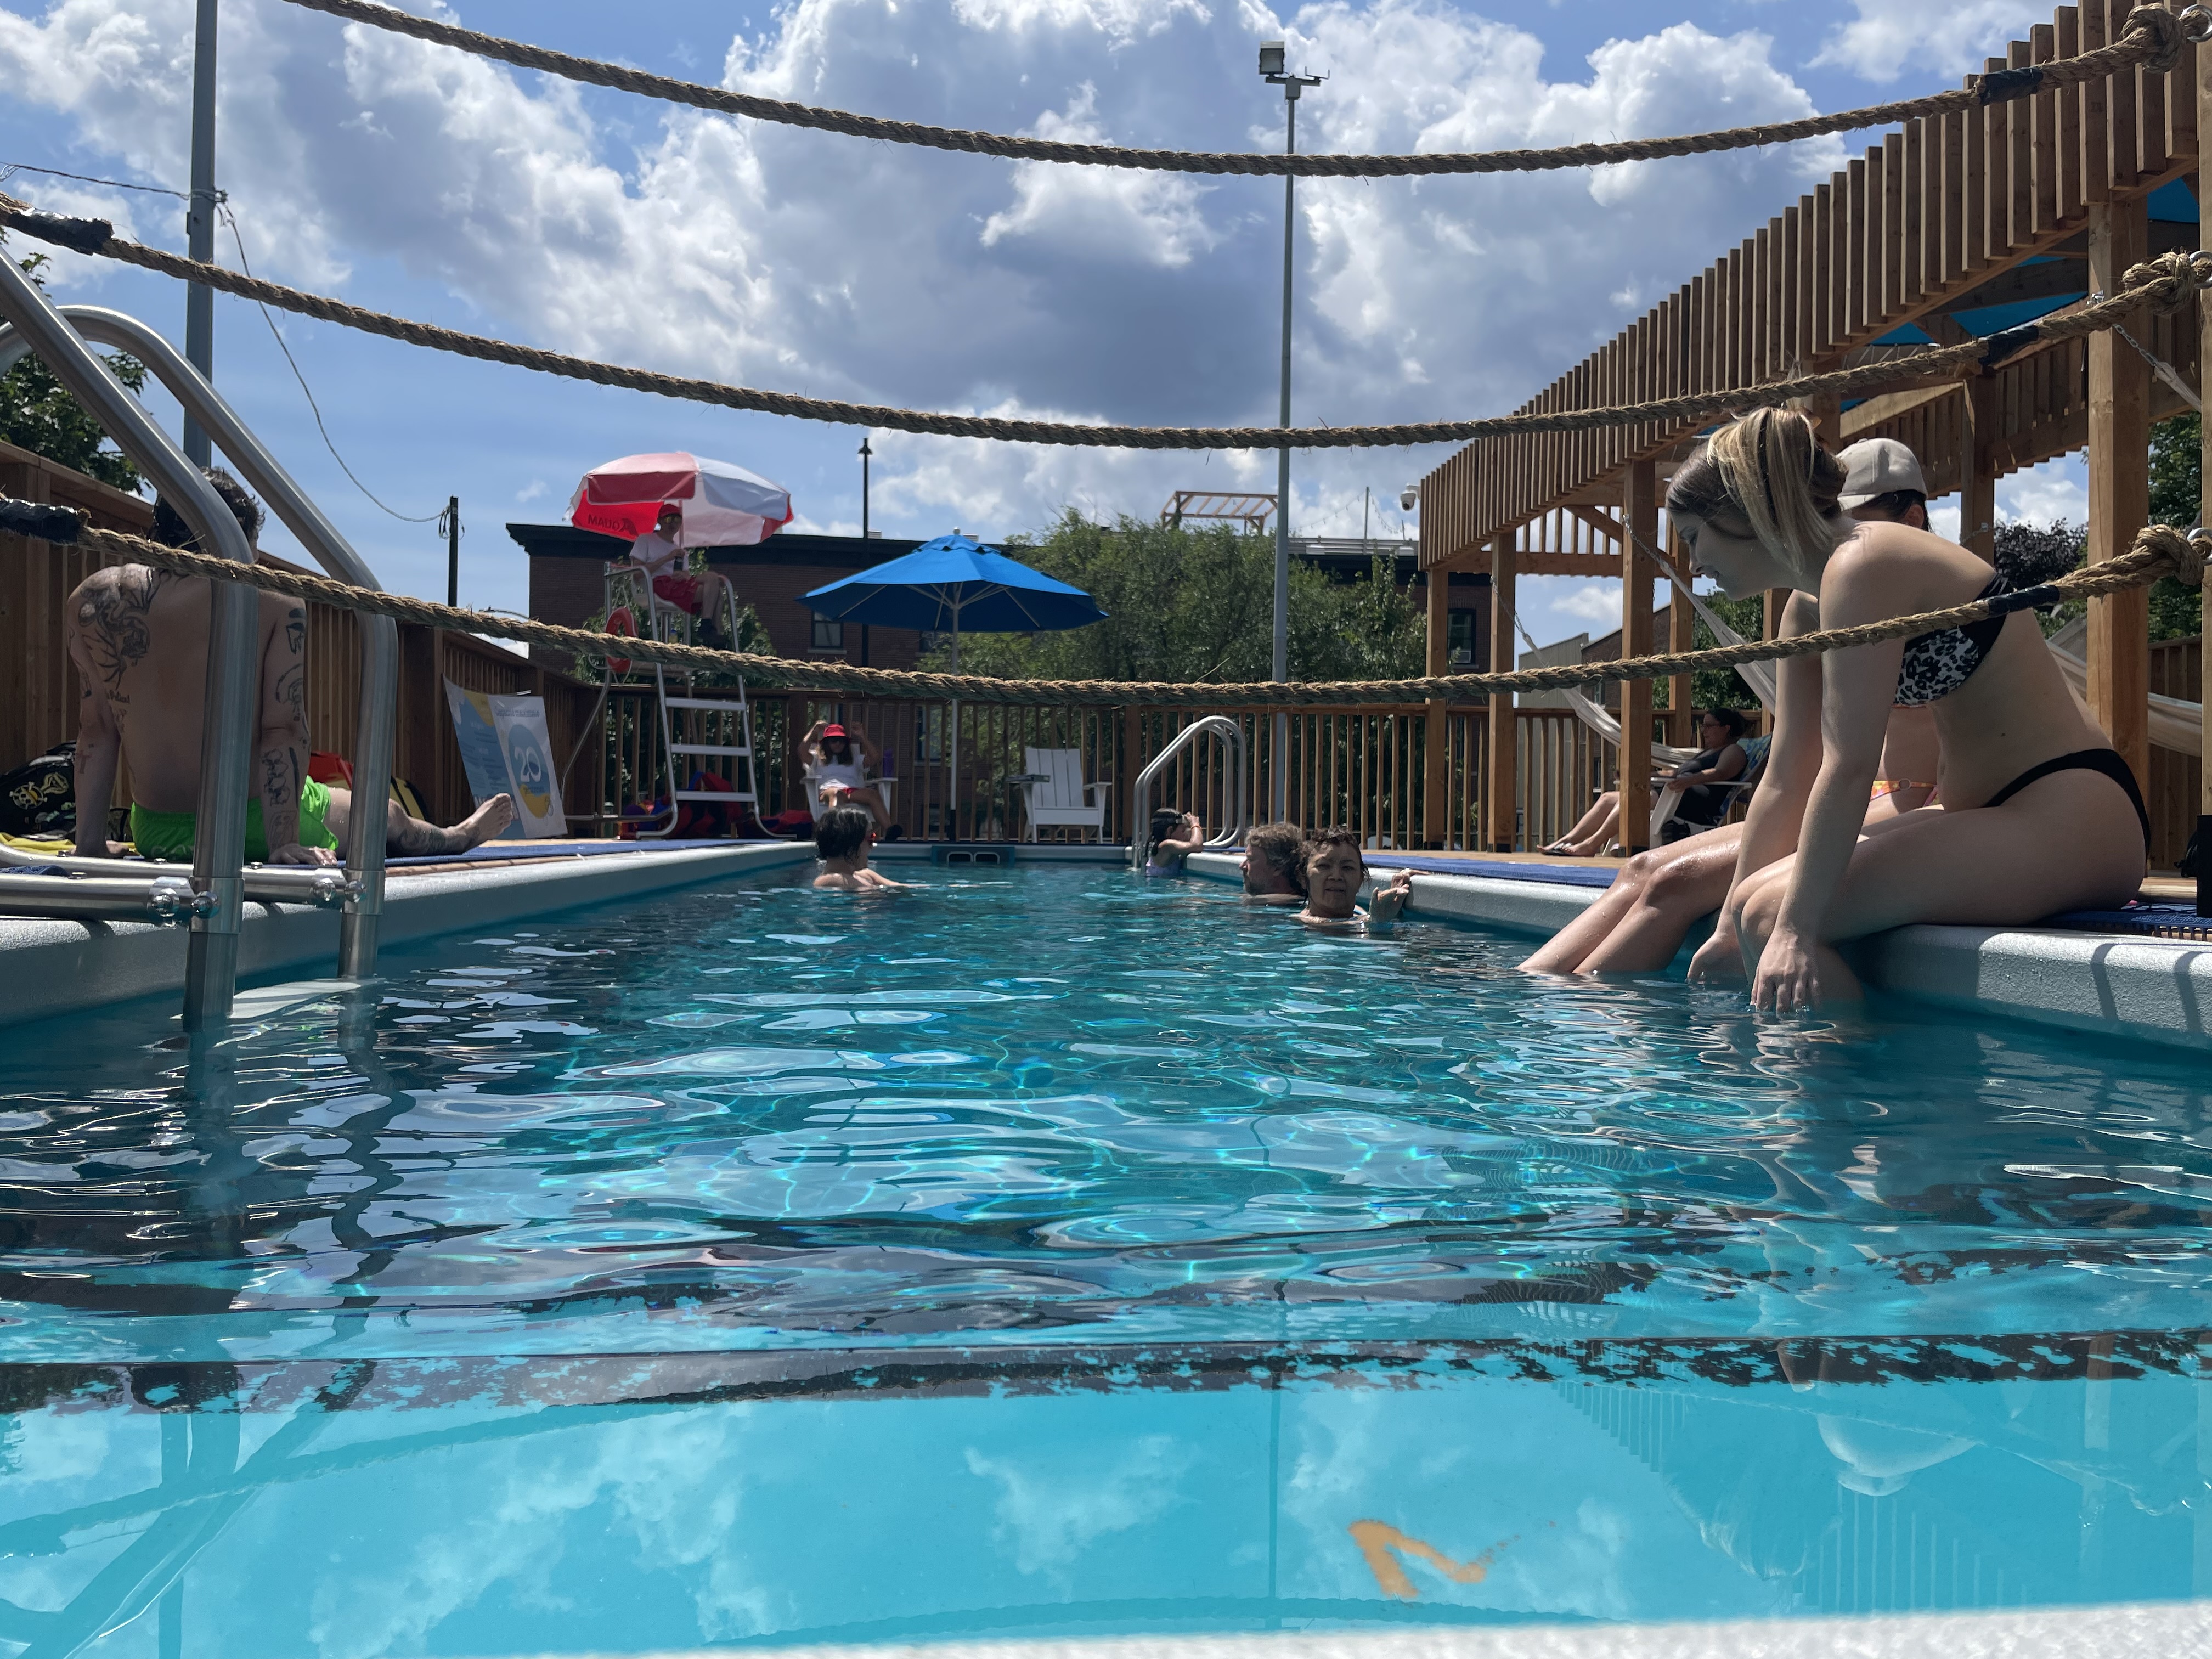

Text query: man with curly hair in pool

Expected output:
[1239,821,1307,904]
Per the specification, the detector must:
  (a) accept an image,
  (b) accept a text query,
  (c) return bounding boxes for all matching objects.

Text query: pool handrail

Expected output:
[0,259,263,1026]
[0,304,400,984]
[1127,715,1245,869]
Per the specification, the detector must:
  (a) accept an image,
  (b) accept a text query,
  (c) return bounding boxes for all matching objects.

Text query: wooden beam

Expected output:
[2086,193,2151,794]
[1840,381,1959,437]
[1423,564,1451,847]
[1962,375,2000,561]
[2200,58,2211,907]
[1620,460,1657,853]
[1668,522,1697,749]
[1487,535,1517,852]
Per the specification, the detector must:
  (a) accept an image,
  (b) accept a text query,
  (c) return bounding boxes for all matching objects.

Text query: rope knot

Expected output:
[2128,4,2186,75]
[2118,249,2203,314]
[2139,522,2208,589]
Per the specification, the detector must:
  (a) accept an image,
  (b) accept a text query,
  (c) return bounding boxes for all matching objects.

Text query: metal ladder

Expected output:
[1128,715,1247,869]
[607,569,759,837]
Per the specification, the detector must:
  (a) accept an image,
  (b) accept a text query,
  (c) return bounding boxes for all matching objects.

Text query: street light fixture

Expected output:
[1260,39,1323,819]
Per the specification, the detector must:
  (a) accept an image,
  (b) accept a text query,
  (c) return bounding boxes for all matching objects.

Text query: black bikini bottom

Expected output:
[1983,748,2149,848]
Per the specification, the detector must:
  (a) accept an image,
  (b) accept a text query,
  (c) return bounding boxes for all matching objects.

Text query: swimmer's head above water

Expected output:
[1300,827,1367,919]
[1242,821,1306,898]
[814,805,872,865]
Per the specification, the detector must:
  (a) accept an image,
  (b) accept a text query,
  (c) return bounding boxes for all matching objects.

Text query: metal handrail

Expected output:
[0,303,401,989]
[0,259,261,1026]
[1127,715,1246,869]
[0,873,213,925]
[0,843,356,905]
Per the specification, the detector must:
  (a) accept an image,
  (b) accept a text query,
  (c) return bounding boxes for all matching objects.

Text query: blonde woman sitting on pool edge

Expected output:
[1669,408,2147,1012]
[1299,828,1413,928]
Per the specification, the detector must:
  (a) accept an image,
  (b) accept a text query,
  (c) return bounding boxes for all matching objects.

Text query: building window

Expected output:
[811,617,845,651]
[1447,611,1477,667]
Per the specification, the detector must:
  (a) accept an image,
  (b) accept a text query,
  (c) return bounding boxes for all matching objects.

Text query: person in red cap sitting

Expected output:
[804,718,901,839]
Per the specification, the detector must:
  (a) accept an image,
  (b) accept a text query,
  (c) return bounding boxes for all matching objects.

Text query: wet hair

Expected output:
[1301,825,1365,878]
[814,805,871,862]
[1699,708,1749,740]
[1665,408,1847,584]
[1147,807,1184,859]
[1246,821,1307,891]
[1854,488,1927,522]
[151,466,263,553]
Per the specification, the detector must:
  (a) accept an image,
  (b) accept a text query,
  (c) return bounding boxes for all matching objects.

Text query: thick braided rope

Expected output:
[4,200,2207,451]
[277,0,2182,179]
[33,517,2204,709]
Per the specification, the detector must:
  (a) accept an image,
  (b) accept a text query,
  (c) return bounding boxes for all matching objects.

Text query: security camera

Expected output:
[1399,484,1419,512]
[1258,41,1286,76]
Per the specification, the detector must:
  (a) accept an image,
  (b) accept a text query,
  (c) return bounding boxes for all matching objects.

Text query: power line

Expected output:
[219,205,441,522]
[2,162,441,524]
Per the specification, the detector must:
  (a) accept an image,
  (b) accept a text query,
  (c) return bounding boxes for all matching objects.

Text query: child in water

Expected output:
[812,805,909,891]
[1299,828,1413,927]
[1144,809,1205,877]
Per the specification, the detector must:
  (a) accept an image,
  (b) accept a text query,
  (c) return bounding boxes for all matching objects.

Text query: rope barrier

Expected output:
[276,0,2186,179]
[17,510,2203,709]
[4,198,2207,450]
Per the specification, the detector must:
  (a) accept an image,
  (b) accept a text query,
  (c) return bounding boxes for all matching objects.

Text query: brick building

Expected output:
[507,524,927,673]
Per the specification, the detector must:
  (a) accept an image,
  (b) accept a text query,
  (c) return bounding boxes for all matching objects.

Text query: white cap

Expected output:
[1836,437,1927,509]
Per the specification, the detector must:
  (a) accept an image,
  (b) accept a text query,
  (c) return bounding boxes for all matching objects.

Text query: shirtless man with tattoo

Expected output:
[67,469,516,865]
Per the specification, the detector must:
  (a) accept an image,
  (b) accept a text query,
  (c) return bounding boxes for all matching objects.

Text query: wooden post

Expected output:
[1487,535,1517,851]
[1422,564,1451,848]
[1668,545,1696,748]
[2199,65,2211,910]
[1621,460,1657,853]
[1960,374,1999,561]
[2086,194,2151,794]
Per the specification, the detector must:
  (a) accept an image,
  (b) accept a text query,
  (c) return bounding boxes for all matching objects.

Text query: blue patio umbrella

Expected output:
[803,534,1107,823]
[802,533,1107,670]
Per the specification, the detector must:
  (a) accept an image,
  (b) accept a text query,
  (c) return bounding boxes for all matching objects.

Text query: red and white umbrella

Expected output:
[568,451,794,546]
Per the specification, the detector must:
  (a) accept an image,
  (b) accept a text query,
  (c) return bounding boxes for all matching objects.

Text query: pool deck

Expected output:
[1187,850,2212,1053]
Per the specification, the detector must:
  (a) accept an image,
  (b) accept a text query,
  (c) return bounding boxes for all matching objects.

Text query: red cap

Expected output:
[822,723,849,738]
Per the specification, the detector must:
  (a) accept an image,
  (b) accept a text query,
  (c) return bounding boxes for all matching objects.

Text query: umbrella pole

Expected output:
[949,619,960,841]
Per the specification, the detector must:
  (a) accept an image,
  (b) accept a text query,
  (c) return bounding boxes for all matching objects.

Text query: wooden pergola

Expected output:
[1417,0,2207,858]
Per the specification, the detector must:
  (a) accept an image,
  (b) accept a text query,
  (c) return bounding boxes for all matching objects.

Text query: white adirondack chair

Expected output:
[1018,747,1107,841]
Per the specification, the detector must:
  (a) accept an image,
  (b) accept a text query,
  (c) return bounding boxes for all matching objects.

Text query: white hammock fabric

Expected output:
[2049,640,2202,758]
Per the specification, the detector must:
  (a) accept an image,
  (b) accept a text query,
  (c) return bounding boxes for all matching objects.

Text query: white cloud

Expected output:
[1812,1,2056,84]
[0,0,1868,543]
[1996,452,2090,528]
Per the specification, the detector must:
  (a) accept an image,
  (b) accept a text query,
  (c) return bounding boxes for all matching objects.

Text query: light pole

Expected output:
[184,0,219,465]
[1260,41,1321,820]
[859,436,872,537]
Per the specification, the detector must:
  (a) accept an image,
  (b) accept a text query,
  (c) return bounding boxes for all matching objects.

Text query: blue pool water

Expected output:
[1,863,2208,1651]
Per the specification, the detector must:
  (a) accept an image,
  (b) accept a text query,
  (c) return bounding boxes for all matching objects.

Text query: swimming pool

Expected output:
[1,864,2207,1651]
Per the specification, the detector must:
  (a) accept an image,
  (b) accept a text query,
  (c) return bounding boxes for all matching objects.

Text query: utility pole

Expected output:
[859,436,872,537]
[184,0,219,465]
[1260,42,1322,820]
[441,496,460,606]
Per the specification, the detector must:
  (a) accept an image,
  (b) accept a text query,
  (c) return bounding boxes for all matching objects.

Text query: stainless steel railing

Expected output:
[1127,714,1246,869]
[0,281,400,1015]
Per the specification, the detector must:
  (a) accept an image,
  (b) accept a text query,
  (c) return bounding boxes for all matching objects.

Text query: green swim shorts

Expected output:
[131,777,340,864]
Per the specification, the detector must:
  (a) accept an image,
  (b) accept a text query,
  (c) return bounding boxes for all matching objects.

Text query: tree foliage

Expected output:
[0,253,148,493]
[1689,590,1767,713]
[919,512,1425,684]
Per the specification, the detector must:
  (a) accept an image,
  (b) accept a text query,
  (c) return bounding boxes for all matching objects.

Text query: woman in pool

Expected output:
[1298,828,1413,927]
[1144,809,1206,877]
[1671,408,2146,1012]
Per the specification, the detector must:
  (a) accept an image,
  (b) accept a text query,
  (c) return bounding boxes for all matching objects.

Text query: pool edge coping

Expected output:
[1184,852,2212,1053]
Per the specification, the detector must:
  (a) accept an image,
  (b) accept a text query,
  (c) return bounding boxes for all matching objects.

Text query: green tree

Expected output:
[0,253,148,493]
[2146,412,2202,641]
[920,512,1425,684]
[1690,590,1766,713]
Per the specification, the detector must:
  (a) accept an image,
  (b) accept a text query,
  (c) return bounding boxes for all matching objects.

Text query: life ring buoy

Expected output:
[606,606,636,676]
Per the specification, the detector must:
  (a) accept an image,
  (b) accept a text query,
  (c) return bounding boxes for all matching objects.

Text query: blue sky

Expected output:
[0,0,2088,648]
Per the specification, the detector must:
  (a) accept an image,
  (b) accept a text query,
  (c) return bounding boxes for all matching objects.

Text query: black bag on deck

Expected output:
[0,742,77,838]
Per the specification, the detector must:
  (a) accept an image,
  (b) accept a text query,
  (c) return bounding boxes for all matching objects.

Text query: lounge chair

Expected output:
[1018,747,1107,841]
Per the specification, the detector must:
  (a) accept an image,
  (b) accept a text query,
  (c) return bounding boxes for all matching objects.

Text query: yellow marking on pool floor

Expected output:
[1348,1520,1515,1599]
